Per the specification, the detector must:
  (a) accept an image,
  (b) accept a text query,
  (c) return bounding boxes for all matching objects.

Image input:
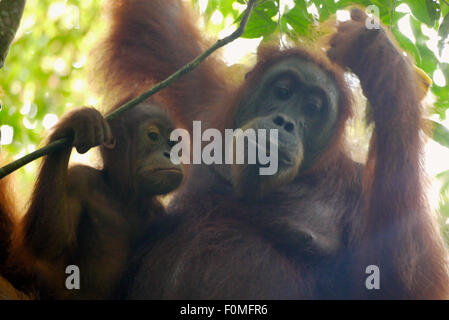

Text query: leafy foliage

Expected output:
[0,0,105,190]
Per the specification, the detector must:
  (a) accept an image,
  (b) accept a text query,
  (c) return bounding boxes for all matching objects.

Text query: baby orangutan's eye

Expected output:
[147,125,161,142]
[148,132,159,141]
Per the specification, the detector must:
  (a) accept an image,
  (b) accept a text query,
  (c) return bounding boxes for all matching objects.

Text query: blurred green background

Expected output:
[1,0,449,237]
[0,0,106,193]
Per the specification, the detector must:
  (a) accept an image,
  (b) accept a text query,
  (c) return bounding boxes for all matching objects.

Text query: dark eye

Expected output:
[274,86,292,100]
[148,132,159,141]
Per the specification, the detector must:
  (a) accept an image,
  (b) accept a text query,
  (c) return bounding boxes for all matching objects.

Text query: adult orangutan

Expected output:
[76,0,449,299]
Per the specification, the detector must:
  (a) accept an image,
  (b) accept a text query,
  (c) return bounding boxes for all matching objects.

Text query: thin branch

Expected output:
[389,0,397,31]
[441,0,449,7]
[0,0,26,69]
[277,0,286,48]
[0,138,72,179]
[0,0,259,180]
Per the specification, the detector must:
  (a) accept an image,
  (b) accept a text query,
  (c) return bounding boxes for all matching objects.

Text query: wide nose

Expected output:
[272,115,295,133]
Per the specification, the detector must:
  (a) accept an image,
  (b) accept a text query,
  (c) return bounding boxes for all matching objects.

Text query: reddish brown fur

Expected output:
[328,16,449,298]
[93,1,449,299]
[6,106,177,299]
[91,0,228,126]
[0,177,15,268]
[26,1,443,299]
[0,172,31,299]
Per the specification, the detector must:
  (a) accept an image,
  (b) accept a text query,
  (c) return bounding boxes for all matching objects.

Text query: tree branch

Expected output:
[0,0,26,69]
[389,0,397,31]
[0,0,259,180]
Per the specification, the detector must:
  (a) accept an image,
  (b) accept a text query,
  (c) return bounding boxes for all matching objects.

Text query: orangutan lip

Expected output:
[152,168,182,173]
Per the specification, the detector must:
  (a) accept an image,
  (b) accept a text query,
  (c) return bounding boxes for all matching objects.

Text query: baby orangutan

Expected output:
[10,103,183,299]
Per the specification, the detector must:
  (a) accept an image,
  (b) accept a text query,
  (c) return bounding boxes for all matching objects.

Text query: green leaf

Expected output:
[436,170,449,206]
[416,41,438,74]
[426,0,441,25]
[434,101,449,119]
[442,1,449,16]
[438,13,449,55]
[370,0,391,8]
[427,119,449,149]
[405,0,440,27]
[380,11,406,27]
[257,0,278,18]
[392,28,421,64]
[437,169,449,192]
[440,62,449,81]
[336,0,372,9]
[242,3,278,38]
[433,85,449,101]
[312,0,338,21]
[283,3,313,36]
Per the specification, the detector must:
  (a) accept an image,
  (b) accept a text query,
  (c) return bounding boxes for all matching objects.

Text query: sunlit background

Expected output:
[0,0,449,228]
